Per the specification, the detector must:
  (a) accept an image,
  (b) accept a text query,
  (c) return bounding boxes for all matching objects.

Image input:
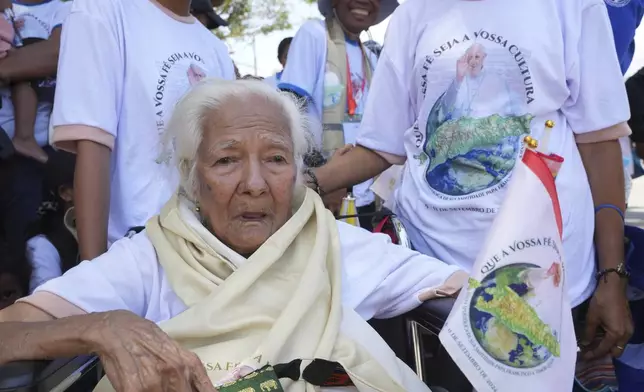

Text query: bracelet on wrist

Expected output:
[304,168,323,195]
[594,203,625,222]
[595,263,630,283]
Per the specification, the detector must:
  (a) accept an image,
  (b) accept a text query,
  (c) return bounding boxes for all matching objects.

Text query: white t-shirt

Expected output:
[357,0,630,306]
[279,20,377,207]
[51,0,236,243]
[0,0,71,146]
[26,235,62,294]
[33,222,458,391]
[263,71,282,88]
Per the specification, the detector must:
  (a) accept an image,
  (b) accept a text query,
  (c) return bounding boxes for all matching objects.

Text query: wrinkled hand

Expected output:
[90,310,217,392]
[582,277,633,360]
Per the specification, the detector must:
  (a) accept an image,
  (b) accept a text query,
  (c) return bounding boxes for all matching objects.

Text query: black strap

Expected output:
[125,226,145,238]
[274,359,354,387]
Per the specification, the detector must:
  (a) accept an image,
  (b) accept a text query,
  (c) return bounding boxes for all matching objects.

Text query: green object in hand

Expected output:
[217,365,284,392]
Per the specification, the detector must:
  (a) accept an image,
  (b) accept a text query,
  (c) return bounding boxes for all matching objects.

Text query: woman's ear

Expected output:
[58,185,74,203]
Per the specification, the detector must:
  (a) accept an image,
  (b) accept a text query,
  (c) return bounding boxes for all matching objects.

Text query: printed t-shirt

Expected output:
[51,0,235,243]
[263,71,282,88]
[279,20,377,207]
[0,0,72,146]
[357,0,630,307]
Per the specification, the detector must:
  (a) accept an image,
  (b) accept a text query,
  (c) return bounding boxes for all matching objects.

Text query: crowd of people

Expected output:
[0,0,642,391]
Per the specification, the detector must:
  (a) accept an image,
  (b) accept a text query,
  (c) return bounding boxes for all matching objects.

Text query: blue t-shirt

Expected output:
[605,0,644,74]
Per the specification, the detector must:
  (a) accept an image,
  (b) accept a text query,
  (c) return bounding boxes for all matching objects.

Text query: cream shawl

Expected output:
[93,188,410,391]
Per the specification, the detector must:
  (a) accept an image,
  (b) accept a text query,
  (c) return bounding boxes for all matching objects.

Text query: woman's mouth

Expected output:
[350,8,370,17]
[240,212,267,221]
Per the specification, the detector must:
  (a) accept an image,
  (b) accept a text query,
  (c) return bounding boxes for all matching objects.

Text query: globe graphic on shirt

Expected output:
[424,109,533,196]
[468,263,560,369]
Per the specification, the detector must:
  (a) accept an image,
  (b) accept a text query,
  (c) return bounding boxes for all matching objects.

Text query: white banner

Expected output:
[439,149,576,392]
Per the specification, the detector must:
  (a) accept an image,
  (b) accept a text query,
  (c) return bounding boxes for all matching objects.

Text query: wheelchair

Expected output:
[366,212,473,392]
[0,213,472,392]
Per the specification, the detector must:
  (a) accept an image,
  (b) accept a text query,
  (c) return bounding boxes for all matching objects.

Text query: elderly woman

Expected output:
[0,80,464,392]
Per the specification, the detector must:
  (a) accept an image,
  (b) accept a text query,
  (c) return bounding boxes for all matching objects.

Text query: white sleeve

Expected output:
[277,21,324,101]
[33,234,159,317]
[51,5,123,140]
[27,236,62,294]
[561,2,630,134]
[338,222,461,320]
[50,1,73,32]
[212,38,236,81]
[356,12,415,160]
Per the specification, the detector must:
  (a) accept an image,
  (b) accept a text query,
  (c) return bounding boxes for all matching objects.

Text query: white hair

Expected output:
[164,78,311,200]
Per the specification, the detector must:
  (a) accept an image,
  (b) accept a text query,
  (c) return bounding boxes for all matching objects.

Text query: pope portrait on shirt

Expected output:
[423,41,534,197]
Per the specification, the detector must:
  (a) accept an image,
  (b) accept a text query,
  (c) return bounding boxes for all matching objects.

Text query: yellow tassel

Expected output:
[339,193,360,227]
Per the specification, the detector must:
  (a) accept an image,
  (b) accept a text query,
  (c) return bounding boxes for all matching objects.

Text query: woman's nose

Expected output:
[240,159,268,196]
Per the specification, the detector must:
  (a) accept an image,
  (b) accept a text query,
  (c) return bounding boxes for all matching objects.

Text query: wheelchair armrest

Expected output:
[408,297,456,335]
[0,356,100,392]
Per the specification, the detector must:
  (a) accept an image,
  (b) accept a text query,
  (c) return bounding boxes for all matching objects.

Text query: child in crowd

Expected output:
[26,150,78,293]
[0,2,48,163]
[0,240,31,310]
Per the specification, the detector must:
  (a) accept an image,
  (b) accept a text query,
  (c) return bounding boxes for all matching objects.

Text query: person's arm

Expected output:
[0,305,216,392]
[50,6,124,259]
[0,28,61,83]
[578,136,627,271]
[562,2,633,359]
[337,222,464,320]
[0,303,98,364]
[75,141,111,260]
[313,146,391,194]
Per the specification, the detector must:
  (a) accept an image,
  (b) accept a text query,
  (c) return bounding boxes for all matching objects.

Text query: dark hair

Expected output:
[0,239,32,298]
[26,150,79,274]
[277,37,293,61]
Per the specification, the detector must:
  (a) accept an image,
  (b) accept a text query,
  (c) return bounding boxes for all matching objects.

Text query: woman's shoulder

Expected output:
[107,230,158,263]
[294,19,327,43]
[68,0,120,15]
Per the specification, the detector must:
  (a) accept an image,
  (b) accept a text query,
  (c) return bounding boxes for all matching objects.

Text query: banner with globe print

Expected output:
[439,148,577,392]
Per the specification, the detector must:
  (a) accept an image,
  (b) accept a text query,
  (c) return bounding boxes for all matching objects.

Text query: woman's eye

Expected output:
[270,155,287,164]
[215,157,234,166]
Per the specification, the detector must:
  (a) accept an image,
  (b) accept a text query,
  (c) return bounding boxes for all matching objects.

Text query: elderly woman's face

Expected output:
[196,94,297,255]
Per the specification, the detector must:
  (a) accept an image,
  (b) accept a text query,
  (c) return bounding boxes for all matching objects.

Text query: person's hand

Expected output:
[456,54,469,82]
[582,275,633,360]
[331,144,354,158]
[323,188,347,215]
[89,310,217,392]
[312,145,353,214]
